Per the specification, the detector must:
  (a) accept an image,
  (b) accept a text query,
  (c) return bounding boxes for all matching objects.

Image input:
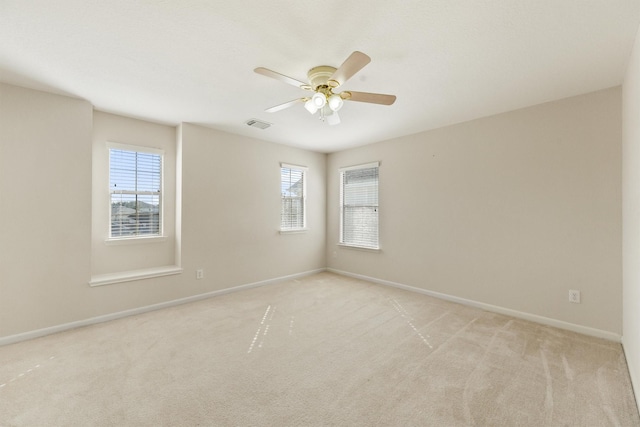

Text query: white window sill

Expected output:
[337,243,381,252]
[279,228,308,234]
[89,265,182,287]
[105,236,167,245]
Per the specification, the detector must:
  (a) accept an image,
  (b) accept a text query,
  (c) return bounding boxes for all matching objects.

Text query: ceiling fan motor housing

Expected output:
[307,66,337,91]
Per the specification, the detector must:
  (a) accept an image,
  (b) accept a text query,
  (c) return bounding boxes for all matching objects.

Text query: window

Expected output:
[340,162,379,249]
[109,144,163,239]
[280,163,307,231]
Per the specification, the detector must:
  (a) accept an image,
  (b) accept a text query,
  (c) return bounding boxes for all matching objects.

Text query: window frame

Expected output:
[107,142,164,241]
[280,163,308,233]
[339,162,380,250]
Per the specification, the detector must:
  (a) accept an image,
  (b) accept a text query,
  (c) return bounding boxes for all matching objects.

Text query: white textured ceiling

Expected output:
[1,1,639,153]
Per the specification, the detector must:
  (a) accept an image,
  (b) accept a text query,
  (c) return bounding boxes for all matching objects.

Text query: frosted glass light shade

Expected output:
[311,92,326,108]
[328,94,344,111]
[304,99,318,114]
[327,110,340,125]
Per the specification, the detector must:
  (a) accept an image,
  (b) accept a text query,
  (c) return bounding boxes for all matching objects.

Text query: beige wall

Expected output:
[179,123,326,289]
[328,87,622,335]
[623,25,640,401]
[0,83,93,335]
[0,84,326,340]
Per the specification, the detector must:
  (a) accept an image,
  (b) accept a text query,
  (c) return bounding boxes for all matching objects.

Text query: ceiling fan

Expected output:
[254,51,396,125]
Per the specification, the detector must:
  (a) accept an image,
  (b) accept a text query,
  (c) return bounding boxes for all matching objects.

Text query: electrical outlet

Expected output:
[196,269,204,280]
[569,290,581,303]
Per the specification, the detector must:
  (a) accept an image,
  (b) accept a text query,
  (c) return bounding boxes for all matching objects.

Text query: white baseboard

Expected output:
[2,267,620,346]
[0,268,326,347]
[328,268,622,343]
[621,337,640,409]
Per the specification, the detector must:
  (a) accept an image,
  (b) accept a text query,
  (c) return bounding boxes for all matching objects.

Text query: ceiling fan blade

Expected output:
[265,98,306,113]
[254,67,311,89]
[342,91,396,105]
[327,51,371,88]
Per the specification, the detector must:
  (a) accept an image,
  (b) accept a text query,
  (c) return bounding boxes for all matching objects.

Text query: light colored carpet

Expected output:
[0,272,638,426]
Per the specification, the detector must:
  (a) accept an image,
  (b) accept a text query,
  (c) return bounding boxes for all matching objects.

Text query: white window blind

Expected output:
[340,162,379,249]
[109,145,163,238]
[281,164,307,231]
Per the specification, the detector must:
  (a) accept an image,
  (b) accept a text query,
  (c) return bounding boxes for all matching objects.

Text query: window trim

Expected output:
[107,142,165,241]
[339,161,380,250]
[280,162,308,232]
[337,242,381,252]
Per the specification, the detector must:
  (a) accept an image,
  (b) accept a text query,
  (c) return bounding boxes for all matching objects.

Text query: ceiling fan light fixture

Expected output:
[328,94,344,111]
[304,99,318,114]
[311,92,326,108]
[255,51,396,126]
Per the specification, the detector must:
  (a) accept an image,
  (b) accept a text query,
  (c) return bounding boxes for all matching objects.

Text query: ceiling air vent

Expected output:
[245,119,272,130]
